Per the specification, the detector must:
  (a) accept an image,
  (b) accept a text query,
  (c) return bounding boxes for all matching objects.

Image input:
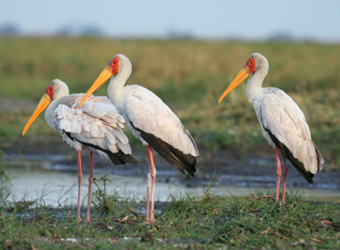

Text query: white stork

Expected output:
[22,79,137,222]
[79,54,199,224]
[218,53,324,204]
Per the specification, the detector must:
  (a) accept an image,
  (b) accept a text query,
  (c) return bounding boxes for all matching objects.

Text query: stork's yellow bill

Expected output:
[218,57,255,103]
[22,92,52,135]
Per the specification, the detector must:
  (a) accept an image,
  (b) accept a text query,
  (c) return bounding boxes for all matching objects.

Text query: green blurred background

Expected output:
[0,37,339,170]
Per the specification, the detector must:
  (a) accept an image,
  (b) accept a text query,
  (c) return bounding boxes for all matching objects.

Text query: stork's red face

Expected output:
[108,56,119,75]
[218,56,256,103]
[45,84,54,101]
[22,84,54,135]
[80,56,119,107]
[246,57,256,73]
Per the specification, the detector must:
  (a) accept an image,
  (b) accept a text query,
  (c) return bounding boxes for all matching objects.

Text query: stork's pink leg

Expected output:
[148,146,157,223]
[77,151,83,223]
[145,146,151,224]
[145,182,151,224]
[145,145,156,224]
[85,151,94,222]
[282,158,288,204]
[275,147,282,202]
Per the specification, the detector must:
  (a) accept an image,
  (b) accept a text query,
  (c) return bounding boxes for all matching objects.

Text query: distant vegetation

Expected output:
[0,37,339,169]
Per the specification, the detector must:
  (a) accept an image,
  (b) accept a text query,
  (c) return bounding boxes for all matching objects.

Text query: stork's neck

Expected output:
[107,67,131,111]
[45,96,64,130]
[246,67,267,105]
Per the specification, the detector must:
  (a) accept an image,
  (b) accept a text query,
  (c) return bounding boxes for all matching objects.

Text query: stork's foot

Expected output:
[144,219,156,225]
[249,195,276,208]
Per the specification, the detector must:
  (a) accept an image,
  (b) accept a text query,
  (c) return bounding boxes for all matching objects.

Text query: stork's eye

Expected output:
[249,61,253,65]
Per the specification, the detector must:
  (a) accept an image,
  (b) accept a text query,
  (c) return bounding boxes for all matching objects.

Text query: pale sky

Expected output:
[1,0,339,42]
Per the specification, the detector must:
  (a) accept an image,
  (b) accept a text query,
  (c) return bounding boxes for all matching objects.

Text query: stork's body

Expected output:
[219,53,323,203]
[109,84,197,176]
[23,79,137,222]
[80,54,199,223]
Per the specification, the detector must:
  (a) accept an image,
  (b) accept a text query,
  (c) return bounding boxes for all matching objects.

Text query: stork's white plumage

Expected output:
[80,54,199,223]
[219,53,323,204]
[23,79,137,222]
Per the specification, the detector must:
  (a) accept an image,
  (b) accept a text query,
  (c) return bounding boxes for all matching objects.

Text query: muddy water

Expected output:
[2,153,340,206]
[6,168,271,206]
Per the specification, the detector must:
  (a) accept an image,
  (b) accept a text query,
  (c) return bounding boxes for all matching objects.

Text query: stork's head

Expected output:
[79,54,132,107]
[218,52,268,103]
[22,79,69,135]
[251,53,269,73]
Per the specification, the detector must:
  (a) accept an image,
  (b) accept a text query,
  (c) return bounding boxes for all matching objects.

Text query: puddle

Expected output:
[2,153,340,206]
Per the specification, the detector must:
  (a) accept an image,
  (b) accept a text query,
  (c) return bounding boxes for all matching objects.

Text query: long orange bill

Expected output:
[22,93,51,135]
[79,65,113,107]
[218,66,251,103]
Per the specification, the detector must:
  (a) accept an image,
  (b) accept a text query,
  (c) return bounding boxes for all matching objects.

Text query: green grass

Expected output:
[1,181,339,249]
[1,37,340,169]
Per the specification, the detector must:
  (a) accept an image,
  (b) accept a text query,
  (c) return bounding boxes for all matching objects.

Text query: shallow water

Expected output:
[2,153,340,206]
[4,168,339,207]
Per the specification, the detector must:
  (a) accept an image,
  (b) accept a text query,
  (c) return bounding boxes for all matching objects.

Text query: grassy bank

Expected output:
[0,37,339,168]
[0,185,339,249]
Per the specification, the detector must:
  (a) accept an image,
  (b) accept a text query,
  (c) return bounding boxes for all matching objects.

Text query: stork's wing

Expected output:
[260,88,323,175]
[125,88,198,157]
[122,86,198,176]
[54,94,137,165]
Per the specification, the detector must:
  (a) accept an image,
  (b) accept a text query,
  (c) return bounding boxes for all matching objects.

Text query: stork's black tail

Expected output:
[132,126,196,177]
[266,128,314,183]
[64,130,137,165]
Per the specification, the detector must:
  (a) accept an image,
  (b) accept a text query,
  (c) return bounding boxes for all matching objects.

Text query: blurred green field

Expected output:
[0,36,339,169]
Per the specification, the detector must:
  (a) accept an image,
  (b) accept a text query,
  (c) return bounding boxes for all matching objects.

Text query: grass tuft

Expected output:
[2,189,338,249]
